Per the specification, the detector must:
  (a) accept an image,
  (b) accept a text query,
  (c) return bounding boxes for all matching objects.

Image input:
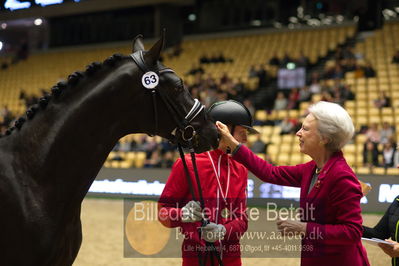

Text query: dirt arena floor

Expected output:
[74,198,389,266]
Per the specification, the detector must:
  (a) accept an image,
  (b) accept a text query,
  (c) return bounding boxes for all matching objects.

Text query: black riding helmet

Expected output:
[207,100,259,134]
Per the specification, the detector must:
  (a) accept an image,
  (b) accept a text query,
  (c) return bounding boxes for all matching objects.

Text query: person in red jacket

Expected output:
[216,101,370,266]
[158,100,259,266]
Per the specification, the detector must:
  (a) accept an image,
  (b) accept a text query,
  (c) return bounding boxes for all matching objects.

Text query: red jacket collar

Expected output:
[208,149,228,157]
[315,150,344,179]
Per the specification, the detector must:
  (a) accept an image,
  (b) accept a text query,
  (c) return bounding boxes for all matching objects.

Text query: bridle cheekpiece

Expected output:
[130,50,204,143]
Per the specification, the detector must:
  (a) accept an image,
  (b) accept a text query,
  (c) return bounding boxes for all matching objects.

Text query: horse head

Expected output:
[129,33,219,153]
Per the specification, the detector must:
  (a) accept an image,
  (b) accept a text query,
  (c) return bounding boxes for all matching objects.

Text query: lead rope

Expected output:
[177,143,224,266]
[177,144,205,266]
[190,149,221,266]
[177,144,197,204]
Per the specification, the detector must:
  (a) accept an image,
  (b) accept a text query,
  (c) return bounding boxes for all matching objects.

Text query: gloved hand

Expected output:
[201,222,226,243]
[181,200,203,223]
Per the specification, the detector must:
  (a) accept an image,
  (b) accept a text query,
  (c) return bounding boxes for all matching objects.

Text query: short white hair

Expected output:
[308,101,354,151]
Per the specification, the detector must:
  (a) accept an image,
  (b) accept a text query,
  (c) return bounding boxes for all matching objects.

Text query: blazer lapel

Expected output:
[306,151,343,203]
[300,161,316,208]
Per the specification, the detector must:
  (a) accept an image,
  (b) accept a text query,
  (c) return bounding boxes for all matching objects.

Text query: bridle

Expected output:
[131,50,224,266]
[131,50,204,142]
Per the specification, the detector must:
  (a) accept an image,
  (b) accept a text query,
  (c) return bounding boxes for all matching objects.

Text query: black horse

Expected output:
[0,34,218,266]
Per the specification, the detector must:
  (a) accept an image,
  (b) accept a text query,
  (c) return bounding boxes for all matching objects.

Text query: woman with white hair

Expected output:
[216,101,370,266]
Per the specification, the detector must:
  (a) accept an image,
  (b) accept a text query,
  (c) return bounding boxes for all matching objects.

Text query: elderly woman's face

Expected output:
[296,113,323,156]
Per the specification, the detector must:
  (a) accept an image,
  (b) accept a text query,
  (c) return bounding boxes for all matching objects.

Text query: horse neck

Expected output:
[4,59,153,203]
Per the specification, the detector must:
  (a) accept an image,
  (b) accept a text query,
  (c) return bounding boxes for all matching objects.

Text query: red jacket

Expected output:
[158,149,248,264]
[233,145,370,266]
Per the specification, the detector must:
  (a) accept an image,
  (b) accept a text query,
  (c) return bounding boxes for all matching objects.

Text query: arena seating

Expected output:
[165,25,355,88]
[2,22,399,174]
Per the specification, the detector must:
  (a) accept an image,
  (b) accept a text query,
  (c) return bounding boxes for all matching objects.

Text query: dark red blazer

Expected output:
[234,145,370,266]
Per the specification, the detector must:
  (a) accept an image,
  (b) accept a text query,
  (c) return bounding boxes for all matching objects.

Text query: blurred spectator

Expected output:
[256,64,268,88]
[243,99,255,117]
[232,78,247,101]
[392,50,399,64]
[159,151,175,168]
[344,85,356,101]
[160,139,176,155]
[332,65,344,79]
[296,51,309,68]
[189,86,201,101]
[332,90,344,106]
[363,61,376,78]
[334,47,345,61]
[199,52,232,64]
[129,139,138,151]
[119,140,131,152]
[382,142,396,168]
[363,139,379,168]
[373,91,391,108]
[186,64,204,76]
[279,117,294,135]
[353,64,365,78]
[203,88,218,108]
[380,122,395,144]
[269,53,280,66]
[0,105,14,129]
[322,48,375,81]
[343,58,356,72]
[212,52,224,63]
[342,47,355,60]
[321,91,333,102]
[365,123,381,143]
[216,90,228,102]
[136,136,158,159]
[287,88,299,110]
[110,135,177,168]
[274,92,287,110]
[280,52,293,67]
[220,72,231,85]
[199,53,211,64]
[1,62,8,70]
[216,52,233,63]
[0,105,10,118]
[298,86,312,103]
[19,90,39,107]
[168,42,183,59]
[19,89,27,102]
[308,72,321,94]
[250,135,267,154]
[144,148,161,168]
[394,145,399,168]
[248,65,257,78]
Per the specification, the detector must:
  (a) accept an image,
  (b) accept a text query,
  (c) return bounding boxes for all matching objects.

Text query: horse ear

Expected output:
[132,34,145,52]
[144,30,165,65]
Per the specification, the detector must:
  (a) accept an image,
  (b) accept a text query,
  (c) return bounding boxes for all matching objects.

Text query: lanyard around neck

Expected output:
[207,152,230,202]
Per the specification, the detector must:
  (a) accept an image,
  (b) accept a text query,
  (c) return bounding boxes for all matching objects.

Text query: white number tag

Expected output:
[142,71,159,89]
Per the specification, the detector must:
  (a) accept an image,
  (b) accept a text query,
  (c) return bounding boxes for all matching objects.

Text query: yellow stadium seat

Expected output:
[255,110,267,121]
[357,167,371,175]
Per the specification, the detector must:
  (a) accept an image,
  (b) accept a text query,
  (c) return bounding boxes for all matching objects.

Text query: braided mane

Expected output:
[0,53,128,138]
